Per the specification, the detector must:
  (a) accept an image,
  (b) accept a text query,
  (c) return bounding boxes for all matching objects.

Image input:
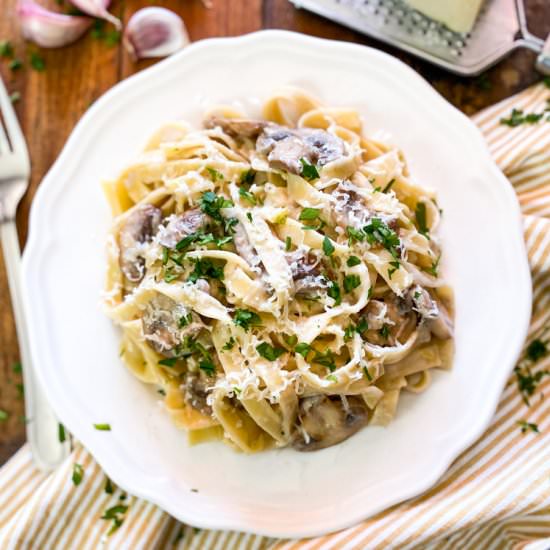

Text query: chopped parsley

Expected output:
[500,108,545,127]
[199,191,233,222]
[58,423,66,443]
[357,318,369,333]
[240,169,255,185]
[322,236,335,257]
[312,349,336,372]
[363,218,400,259]
[283,334,298,347]
[388,260,400,279]
[29,52,45,72]
[157,388,166,396]
[327,280,342,305]
[101,504,129,536]
[526,339,547,362]
[346,226,365,245]
[299,207,321,221]
[343,274,361,293]
[246,212,253,222]
[199,360,216,376]
[233,309,261,331]
[379,324,390,339]
[285,236,292,251]
[12,362,22,374]
[347,256,361,267]
[0,410,8,422]
[9,59,22,72]
[326,374,338,383]
[72,463,84,486]
[382,178,395,193]
[300,158,320,181]
[105,477,114,494]
[344,324,355,342]
[295,342,311,358]
[363,365,373,381]
[0,40,14,58]
[517,420,539,434]
[344,319,367,341]
[256,342,286,361]
[206,166,224,181]
[188,258,224,283]
[238,187,257,205]
[222,337,236,351]
[158,357,178,368]
[425,254,441,277]
[163,267,180,283]
[179,313,193,327]
[415,202,429,237]
[93,423,111,431]
[173,527,185,544]
[514,366,550,405]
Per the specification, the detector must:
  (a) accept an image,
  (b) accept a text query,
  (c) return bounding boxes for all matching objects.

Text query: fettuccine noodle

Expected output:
[102,88,454,452]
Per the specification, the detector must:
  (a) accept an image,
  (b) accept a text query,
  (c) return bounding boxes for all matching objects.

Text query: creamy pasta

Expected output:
[102,88,454,452]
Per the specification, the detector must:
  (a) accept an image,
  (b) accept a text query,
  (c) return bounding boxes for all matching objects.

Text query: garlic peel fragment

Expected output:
[68,0,122,30]
[123,8,189,60]
[16,0,92,49]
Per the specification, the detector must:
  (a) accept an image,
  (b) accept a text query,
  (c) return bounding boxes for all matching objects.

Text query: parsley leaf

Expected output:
[199,360,216,375]
[415,202,429,237]
[326,374,338,383]
[517,420,539,434]
[187,258,224,283]
[299,207,321,221]
[58,423,66,443]
[426,254,441,277]
[233,309,261,331]
[72,463,84,486]
[285,236,292,251]
[199,191,233,222]
[363,218,400,258]
[101,504,129,537]
[300,158,320,181]
[363,365,373,381]
[206,166,223,181]
[312,349,336,372]
[240,169,256,185]
[256,342,285,361]
[295,342,311,358]
[526,339,547,362]
[379,324,390,339]
[346,226,365,245]
[500,108,544,127]
[327,280,342,305]
[322,236,335,256]
[347,256,361,267]
[159,357,178,367]
[222,337,236,351]
[239,187,257,205]
[0,410,8,422]
[93,423,111,431]
[0,40,14,58]
[343,274,361,293]
[382,179,395,193]
[29,52,45,72]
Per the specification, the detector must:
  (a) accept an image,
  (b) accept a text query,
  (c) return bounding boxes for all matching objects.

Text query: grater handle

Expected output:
[535,33,550,75]
[516,0,550,75]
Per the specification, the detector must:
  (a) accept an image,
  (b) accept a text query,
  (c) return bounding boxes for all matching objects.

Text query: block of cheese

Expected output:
[404,0,484,33]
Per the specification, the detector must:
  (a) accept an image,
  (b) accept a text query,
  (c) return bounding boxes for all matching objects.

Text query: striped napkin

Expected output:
[1,83,550,550]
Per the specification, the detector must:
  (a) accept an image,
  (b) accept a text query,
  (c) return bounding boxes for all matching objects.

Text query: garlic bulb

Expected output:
[16,0,92,48]
[123,8,189,60]
[68,0,121,29]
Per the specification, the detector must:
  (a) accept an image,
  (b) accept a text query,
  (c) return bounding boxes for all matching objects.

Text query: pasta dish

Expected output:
[102,88,454,453]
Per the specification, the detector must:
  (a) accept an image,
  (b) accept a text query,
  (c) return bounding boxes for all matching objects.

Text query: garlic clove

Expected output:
[68,0,121,30]
[16,0,92,49]
[123,8,189,60]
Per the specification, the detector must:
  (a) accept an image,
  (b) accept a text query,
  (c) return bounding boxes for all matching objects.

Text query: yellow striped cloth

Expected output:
[1,83,550,550]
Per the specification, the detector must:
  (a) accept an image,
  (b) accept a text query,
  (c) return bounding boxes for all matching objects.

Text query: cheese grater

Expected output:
[289,0,550,76]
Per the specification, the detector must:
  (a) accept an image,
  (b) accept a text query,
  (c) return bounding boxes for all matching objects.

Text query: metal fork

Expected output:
[0,76,70,471]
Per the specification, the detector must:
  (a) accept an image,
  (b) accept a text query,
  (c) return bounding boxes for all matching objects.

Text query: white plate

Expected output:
[22,30,531,538]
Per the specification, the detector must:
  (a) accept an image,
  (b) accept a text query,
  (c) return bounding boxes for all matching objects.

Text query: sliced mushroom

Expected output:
[332,181,370,230]
[119,204,162,283]
[293,395,369,451]
[301,129,345,166]
[183,372,213,416]
[256,125,346,175]
[286,250,327,295]
[157,209,209,249]
[363,294,417,345]
[142,294,203,357]
[427,301,453,340]
[204,116,268,139]
[233,222,262,271]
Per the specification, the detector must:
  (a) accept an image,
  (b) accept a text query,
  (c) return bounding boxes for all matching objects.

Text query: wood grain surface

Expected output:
[0,0,548,464]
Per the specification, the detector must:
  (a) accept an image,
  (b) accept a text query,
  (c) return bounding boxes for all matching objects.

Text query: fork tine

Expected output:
[0,116,10,155]
[0,75,29,166]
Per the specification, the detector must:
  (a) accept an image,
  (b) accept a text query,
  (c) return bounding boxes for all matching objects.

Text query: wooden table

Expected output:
[0,0,547,464]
